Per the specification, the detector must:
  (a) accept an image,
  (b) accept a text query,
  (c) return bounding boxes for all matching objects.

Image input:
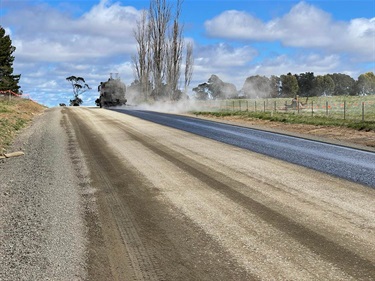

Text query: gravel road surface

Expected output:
[1,107,374,280]
[112,109,375,188]
[1,108,89,280]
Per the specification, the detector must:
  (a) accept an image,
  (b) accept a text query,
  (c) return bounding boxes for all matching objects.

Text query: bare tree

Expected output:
[133,10,151,101]
[132,0,193,101]
[149,0,171,99]
[184,41,194,95]
[166,0,183,100]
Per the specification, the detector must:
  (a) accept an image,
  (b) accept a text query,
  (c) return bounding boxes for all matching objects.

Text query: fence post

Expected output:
[246,100,249,112]
[255,101,257,112]
[232,100,234,112]
[264,100,266,112]
[239,100,241,112]
[362,102,365,121]
[274,101,277,112]
[344,101,346,120]
[312,101,314,117]
[326,101,328,116]
[297,99,300,114]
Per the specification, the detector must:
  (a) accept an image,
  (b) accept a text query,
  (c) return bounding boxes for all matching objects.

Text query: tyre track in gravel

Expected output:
[68,109,164,281]
[69,107,375,280]
[106,111,375,281]
[67,108,252,281]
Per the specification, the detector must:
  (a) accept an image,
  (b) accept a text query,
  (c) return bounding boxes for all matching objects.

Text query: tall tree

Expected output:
[207,74,237,99]
[269,75,281,98]
[149,0,171,99]
[192,75,237,100]
[0,26,21,93]
[328,73,355,96]
[166,0,184,100]
[280,73,299,97]
[132,10,151,102]
[242,75,271,98]
[355,72,375,95]
[192,82,209,100]
[313,75,335,96]
[295,72,315,97]
[184,41,194,95]
[66,76,91,106]
[133,0,193,102]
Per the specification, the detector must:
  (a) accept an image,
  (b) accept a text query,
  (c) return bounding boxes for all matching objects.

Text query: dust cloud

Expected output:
[120,99,215,114]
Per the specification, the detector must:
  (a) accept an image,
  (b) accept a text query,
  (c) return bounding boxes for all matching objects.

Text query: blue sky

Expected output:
[1,0,374,107]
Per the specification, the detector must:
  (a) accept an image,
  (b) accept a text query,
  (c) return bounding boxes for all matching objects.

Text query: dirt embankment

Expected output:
[0,96,45,153]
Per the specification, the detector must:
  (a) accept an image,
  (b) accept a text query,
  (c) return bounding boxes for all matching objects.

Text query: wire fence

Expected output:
[196,96,375,122]
[0,90,32,102]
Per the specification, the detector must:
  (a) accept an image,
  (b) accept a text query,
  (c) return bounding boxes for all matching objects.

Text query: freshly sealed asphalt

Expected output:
[112,109,375,188]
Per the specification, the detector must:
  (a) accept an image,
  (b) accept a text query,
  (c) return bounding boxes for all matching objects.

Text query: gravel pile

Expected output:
[0,108,90,281]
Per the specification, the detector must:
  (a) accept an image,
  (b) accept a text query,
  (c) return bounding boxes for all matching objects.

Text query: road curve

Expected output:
[66,107,374,280]
[112,109,375,188]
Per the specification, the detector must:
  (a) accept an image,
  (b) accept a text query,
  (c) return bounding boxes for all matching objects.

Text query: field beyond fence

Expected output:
[193,96,375,131]
[196,96,375,122]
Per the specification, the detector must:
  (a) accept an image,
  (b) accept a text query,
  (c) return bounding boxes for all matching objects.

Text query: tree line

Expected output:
[193,72,375,101]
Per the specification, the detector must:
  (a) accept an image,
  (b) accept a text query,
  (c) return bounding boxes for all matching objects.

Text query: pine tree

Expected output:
[0,26,21,93]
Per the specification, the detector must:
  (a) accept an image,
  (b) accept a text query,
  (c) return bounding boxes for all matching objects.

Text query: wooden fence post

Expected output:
[362,102,365,121]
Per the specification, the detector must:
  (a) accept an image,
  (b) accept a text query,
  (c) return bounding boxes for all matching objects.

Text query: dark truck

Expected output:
[96,73,127,108]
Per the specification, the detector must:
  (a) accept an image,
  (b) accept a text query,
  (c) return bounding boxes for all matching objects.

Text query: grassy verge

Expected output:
[0,96,46,152]
[192,110,375,132]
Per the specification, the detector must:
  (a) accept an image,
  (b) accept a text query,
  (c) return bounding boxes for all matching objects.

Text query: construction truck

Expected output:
[96,73,127,108]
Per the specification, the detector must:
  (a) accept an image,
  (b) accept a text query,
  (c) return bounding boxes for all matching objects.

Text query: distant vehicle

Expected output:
[96,73,127,108]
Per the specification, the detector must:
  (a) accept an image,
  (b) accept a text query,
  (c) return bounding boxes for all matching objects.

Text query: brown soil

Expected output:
[0,96,46,152]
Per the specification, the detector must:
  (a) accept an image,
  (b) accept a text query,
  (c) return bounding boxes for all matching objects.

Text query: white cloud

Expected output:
[251,53,342,77]
[205,10,269,40]
[79,0,139,37]
[190,43,258,88]
[6,0,140,63]
[195,43,257,68]
[2,0,143,106]
[205,1,375,60]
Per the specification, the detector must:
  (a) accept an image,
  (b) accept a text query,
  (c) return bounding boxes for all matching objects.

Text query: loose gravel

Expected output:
[0,108,90,281]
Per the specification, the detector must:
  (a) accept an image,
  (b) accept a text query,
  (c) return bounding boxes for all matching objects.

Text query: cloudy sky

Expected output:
[1,0,374,107]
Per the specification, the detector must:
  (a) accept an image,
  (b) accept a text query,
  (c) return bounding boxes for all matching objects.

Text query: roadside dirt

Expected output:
[190,114,375,151]
[0,96,45,152]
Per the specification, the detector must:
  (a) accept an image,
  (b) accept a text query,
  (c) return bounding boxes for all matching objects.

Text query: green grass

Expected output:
[192,96,375,131]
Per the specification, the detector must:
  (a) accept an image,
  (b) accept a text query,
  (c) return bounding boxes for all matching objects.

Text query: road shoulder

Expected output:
[0,108,89,280]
